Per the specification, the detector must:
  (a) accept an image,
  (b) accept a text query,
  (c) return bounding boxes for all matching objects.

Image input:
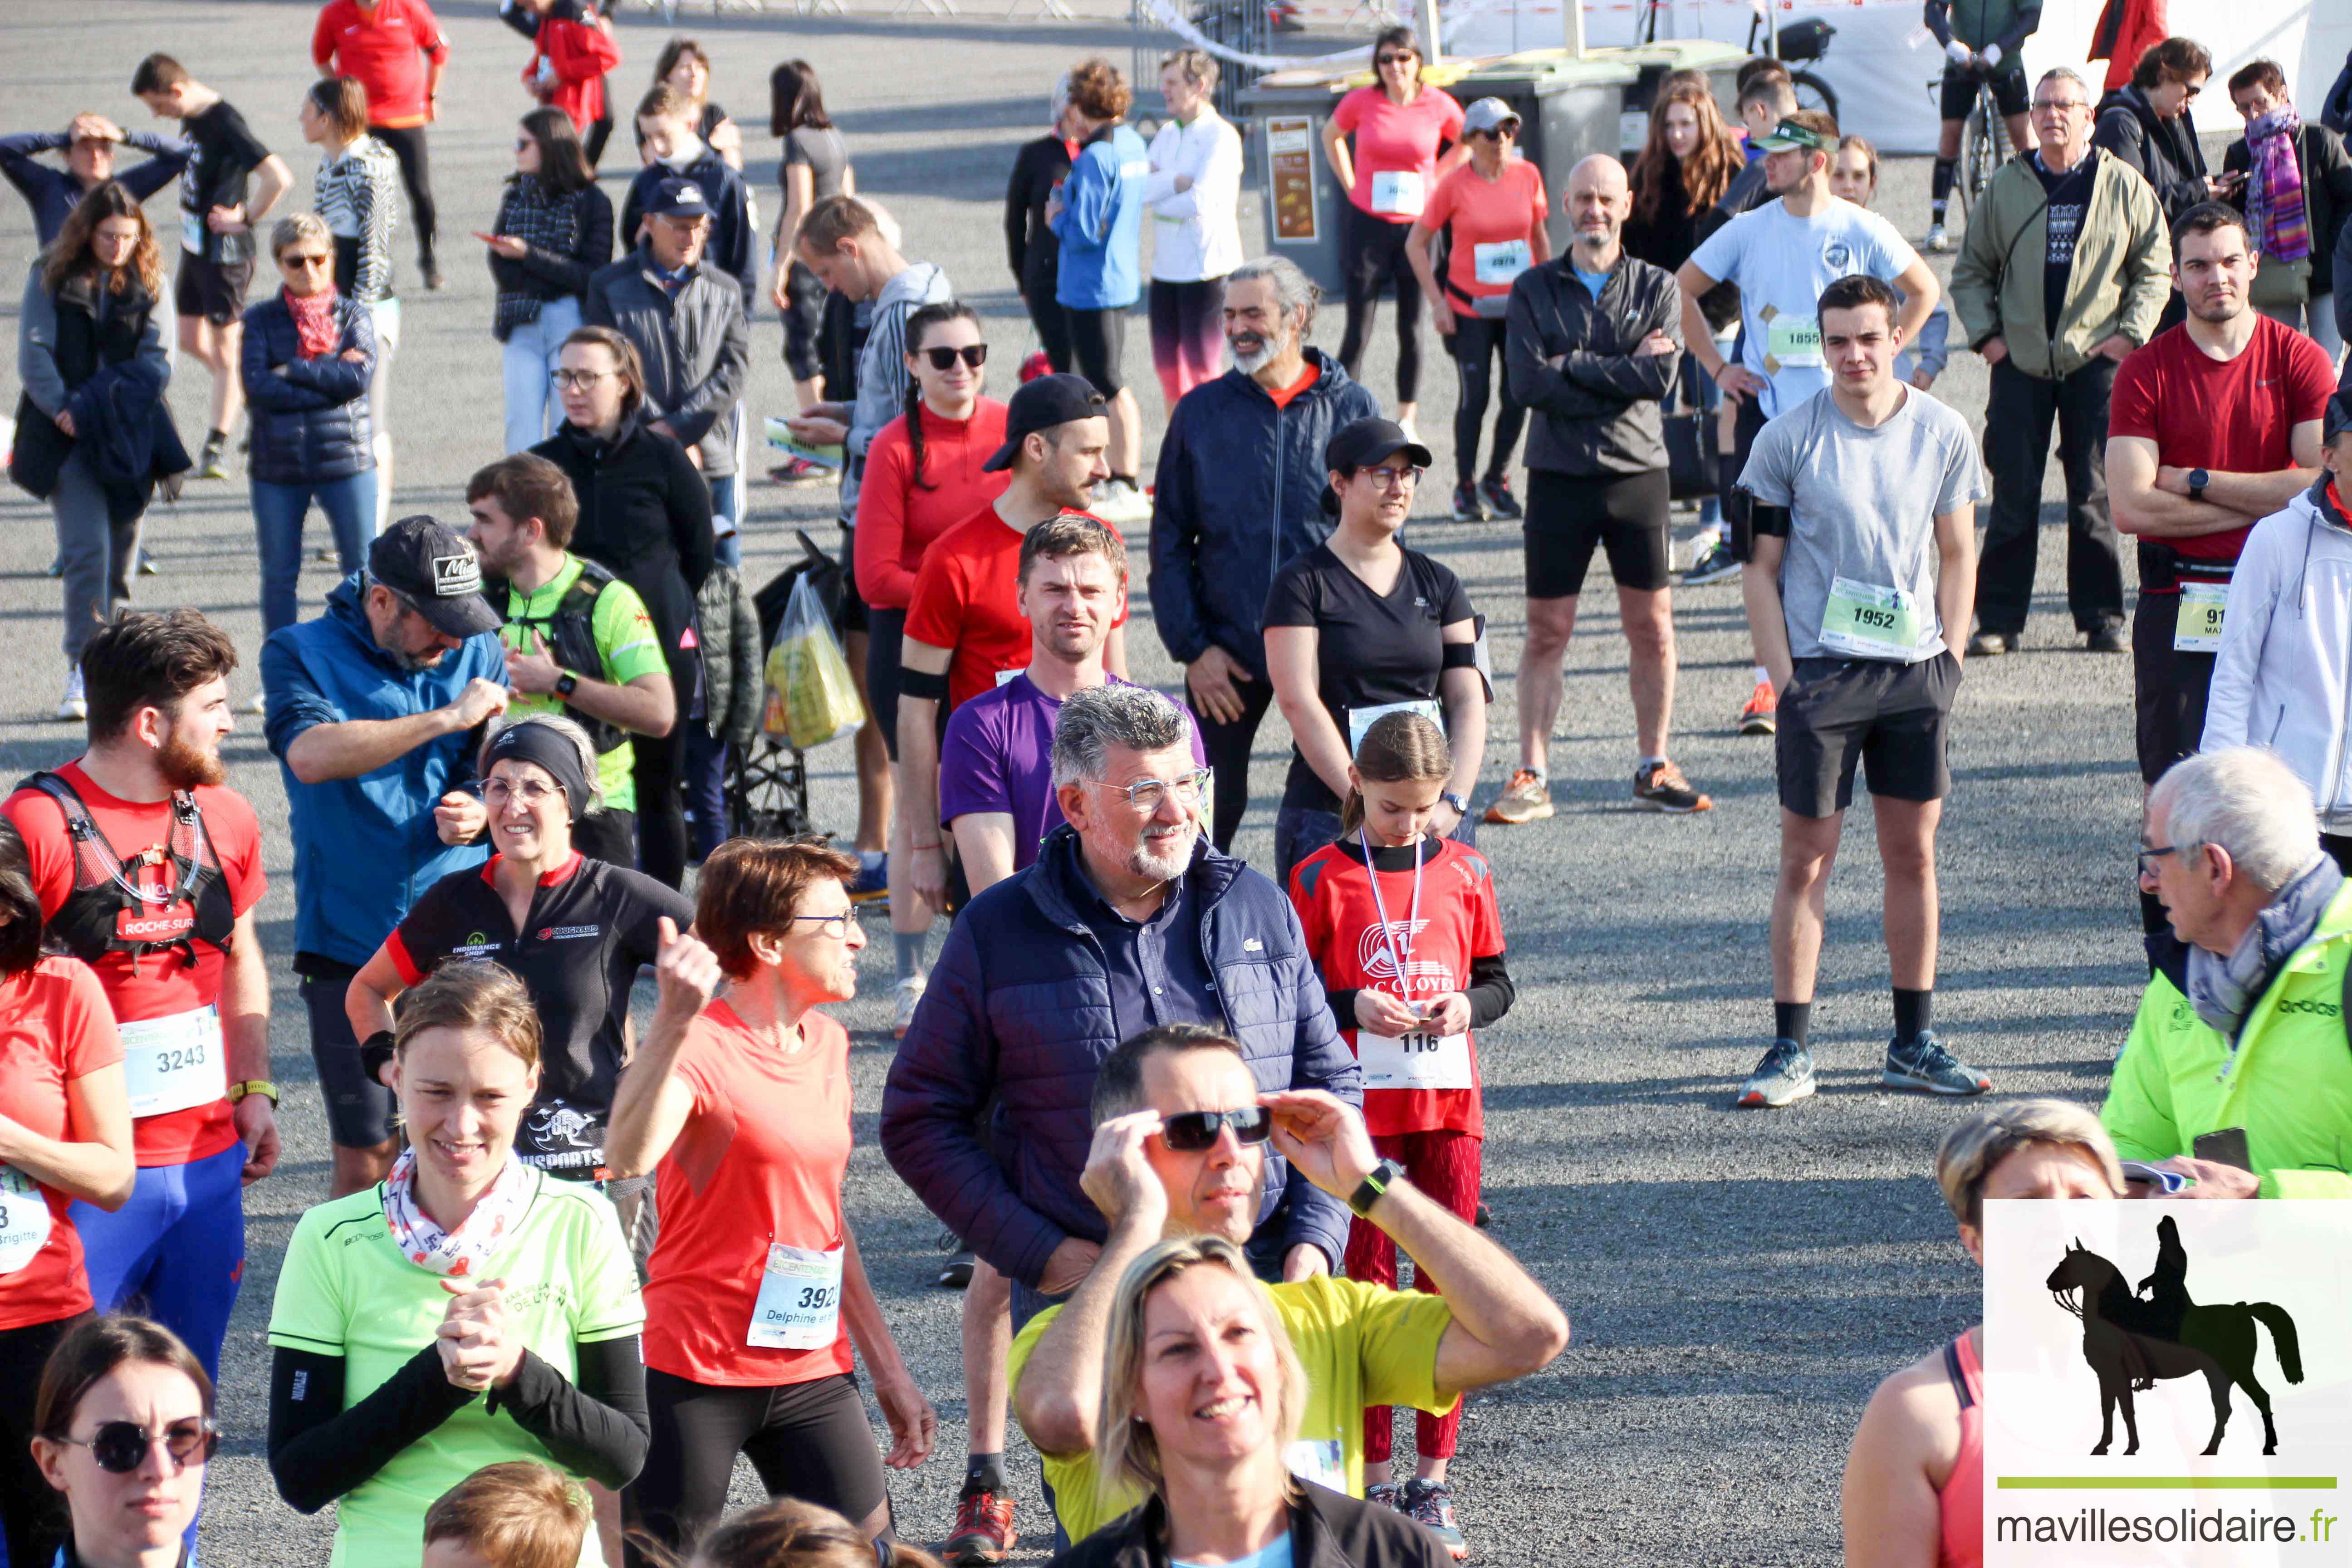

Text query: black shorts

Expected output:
[1523,468,1673,597]
[1067,304,1128,397]
[2132,589,2220,786]
[176,251,253,327]
[1775,652,1960,817]
[299,957,394,1148]
[835,524,868,637]
[1725,392,1769,562]
[1940,60,2029,121]
[867,606,906,762]
[630,1369,889,1551]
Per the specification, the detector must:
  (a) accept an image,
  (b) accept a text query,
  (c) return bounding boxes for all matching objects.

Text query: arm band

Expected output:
[1752,504,1793,539]
[898,666,950,702]
[1441,641,1479,670]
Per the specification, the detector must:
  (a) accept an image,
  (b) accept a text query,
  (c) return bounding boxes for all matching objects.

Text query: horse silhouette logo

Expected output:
[2045,1216,2303,1456]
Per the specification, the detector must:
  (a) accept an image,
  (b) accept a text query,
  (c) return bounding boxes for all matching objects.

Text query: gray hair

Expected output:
[1050,685,1190,788]
[1226,255,1319,334]
[1934,1098,2122,1229]
[2151,746,2319,892]
[480,712,604,814]
[2036,66,2091,100]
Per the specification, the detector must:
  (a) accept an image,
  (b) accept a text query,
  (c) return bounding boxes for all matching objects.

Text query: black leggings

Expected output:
[632,647,695,889]
[1446,313,1525,483]
[1336,202,1423,404]
[1188,664,1278,853]
[371,123,437,270]
[626,1369,890,1566]
[2,1313,86,1568]
[1022,284,1073,375]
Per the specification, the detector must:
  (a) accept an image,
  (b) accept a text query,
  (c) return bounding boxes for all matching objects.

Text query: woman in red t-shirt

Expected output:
[0,818,134,1568]
[1285,712,1512,1517]
[607,838,936,1557]
[854,301,1011,1037]
[1320,27,1465,436]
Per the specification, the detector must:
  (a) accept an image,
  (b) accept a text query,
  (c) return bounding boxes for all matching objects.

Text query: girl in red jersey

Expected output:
[1285,710,1513,1550]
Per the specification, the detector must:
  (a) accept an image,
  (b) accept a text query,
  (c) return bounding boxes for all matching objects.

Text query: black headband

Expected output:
[484,719,594,818]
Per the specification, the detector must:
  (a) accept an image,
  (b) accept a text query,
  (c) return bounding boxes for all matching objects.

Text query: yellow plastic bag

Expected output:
[764,574,865,748]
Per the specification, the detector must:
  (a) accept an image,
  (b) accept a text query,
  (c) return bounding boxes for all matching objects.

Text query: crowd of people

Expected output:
[5,5,2352,1568]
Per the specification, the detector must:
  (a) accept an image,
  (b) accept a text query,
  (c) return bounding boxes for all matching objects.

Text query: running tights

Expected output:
[1347,1127,1482,1463]
[1446,315,1525,485]
[1188,666,1278,853]
[1150,276,1227,406]
[1336,203,1424,405]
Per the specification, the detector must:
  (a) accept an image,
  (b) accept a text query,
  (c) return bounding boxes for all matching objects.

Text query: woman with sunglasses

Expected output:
[28,1315,217,1568]
[240,211,379,640]
[268,960,649,1568]
[607,837,937,1561]
[488,108,613,454]
[853,301,1007,1035]
[0,819,135,1568]
[1321,27,1465,439]
[345,716,692,1186]
[300,75,403,534]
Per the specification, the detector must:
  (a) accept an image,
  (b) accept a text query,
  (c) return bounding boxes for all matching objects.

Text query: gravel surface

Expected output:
[0,4,2160,1563]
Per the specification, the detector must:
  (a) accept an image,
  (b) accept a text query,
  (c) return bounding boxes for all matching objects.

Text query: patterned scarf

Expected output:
[494,176,588,336]
[2185,855,2342,1039]
[284,286,340,359]
[2244,106,2310,263]
[380,1144,533,1277]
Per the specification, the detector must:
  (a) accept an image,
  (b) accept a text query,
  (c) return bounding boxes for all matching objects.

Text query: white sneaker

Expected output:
[1923,222,1950,253]
[892,973,928,1040]
[1089,476,1151,524]
[56,669,86,721]
[241,691,266,715]
[1398,416,1421,446]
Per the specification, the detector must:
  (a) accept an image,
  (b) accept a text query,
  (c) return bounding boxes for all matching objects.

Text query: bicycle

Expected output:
[1744,12,1839,122]
[1923,62,2011,220]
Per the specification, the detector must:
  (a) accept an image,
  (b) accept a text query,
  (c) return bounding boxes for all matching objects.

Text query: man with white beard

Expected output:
[1147,255,1380,851]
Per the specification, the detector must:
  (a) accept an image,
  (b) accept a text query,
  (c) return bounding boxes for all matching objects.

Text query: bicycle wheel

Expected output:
[1963,100,2001,207]
[1791,70,1838,122]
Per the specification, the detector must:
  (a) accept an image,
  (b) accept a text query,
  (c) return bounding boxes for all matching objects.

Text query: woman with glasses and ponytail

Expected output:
[28,1316,217,1568]
[606,837,937,1562]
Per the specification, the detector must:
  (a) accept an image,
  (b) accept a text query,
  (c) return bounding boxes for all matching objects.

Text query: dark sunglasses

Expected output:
[64,1418,219,1475]
[281,252,332,270]
[921,343,987,371]
[1376,52,1416,66]
[1160,1107,1271,1152]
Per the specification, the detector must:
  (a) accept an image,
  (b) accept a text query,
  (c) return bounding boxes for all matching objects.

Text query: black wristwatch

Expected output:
[554,671,579,698]
[2188,468,2210,501]
[1349,1157,1406,1218]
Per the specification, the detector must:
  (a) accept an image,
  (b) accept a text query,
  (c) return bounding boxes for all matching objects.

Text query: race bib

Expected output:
[1347,698,1442,755]
[1764,312,1822,369]
[1369,170,1425,217]
[1285,1438,1346,1491]
[1472,238,1529,287]
[1818,577,1927,661]
[181,210,205,255]
[995,666,1025,687]
[0,1166,53,1277]
[2174,580,2228,653]
[1358,1028,1474,1091]
[118,1006,225,1120]
[748,1242,844,1350]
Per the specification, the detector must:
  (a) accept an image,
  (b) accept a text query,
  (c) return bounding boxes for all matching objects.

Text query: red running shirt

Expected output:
[1,766,265,1167]
[1288,836,1502,1138]
[1330,84,1465,223]
[853,399,1012,611]
[643,1001,857,1387]
[0,957,123,1330]
[311,0,449,127]
[903,506,1129,714]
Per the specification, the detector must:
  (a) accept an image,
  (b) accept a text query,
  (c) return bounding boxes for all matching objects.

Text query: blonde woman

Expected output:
[1049,1237,1450,1567]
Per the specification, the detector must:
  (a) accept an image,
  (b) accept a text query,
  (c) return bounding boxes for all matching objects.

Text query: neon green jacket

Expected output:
[2102,883,2352,1199]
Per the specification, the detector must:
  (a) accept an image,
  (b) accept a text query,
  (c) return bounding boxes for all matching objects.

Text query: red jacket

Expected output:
[312,0,448,127]
[526,14,620,134]
[2088,0,2167,93]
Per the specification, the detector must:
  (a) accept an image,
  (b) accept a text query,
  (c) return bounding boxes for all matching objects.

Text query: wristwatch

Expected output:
[1441,791,1470,819]
[227,1080,279,1107]
[554,671,579,698]
[2188,469,2210,501]
[1349,1157,1406,1219]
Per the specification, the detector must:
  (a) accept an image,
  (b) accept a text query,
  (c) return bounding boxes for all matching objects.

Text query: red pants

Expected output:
[1345,1127,1482,1463]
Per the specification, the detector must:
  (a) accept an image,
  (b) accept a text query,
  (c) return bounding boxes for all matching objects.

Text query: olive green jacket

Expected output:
[1949,147,2172,381]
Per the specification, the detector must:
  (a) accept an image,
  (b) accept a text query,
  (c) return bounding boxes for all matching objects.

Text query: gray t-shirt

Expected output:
[785,126,849,202]
[1739,386,1986,663]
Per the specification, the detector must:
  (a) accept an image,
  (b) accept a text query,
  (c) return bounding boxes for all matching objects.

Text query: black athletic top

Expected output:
[386,851,692,1175]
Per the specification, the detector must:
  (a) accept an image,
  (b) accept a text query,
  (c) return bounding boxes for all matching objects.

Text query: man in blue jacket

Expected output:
[261,515,509,1196]
[1147,255,1380,850]
[880,682,1362,1316]
[2,112,189,247]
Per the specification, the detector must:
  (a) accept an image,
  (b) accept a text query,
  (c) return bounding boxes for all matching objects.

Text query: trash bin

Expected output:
[1611,39,1748,156]
[1235,69,1359,294]
[1446,53,1639,253]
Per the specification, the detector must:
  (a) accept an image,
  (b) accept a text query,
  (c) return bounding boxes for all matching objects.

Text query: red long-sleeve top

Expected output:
[853,397,1011,612]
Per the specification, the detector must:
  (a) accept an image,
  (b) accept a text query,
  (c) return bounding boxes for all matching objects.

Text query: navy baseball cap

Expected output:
[2328,392,2351,443]
[982,373,1109,472]
[369,516,502,639]
[1320,417,1433,515]
[645,177,710,220]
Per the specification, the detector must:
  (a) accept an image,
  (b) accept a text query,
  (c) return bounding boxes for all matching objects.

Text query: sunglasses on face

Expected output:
[1377,53,1416,67]
[1160,1106,1271,1152]
[65,1418,220,1475]
[281,252,332,270]
[921,343,988,371]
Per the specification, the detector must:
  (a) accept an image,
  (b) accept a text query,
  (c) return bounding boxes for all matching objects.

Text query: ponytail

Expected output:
[905,379,932,492]
[1338,710,1452,838]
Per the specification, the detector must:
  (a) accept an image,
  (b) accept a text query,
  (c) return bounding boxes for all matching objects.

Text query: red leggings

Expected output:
[1344,1127,1482,1464]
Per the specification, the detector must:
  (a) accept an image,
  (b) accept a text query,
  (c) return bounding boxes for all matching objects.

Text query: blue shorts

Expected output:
[69,1140,246,1380]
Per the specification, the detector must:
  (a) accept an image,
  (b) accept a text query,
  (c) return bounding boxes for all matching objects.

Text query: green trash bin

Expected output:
[1610,39,1748,157]
[1446,53,1638,253]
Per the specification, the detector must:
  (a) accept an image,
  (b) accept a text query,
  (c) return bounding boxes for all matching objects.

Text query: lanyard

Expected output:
[1358,825,1422,993]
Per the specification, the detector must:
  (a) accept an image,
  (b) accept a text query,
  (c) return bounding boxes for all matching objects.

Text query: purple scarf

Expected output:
[2244,106,2310,263]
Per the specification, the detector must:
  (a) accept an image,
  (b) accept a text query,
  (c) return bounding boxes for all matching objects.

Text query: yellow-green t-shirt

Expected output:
[267,1170,646,1568]
[499,555,668,814]
[1007,1274,1456,1543]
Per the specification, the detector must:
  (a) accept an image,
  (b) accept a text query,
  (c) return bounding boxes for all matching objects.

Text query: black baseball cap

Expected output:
[981,373,1109,472]
[2328,392,2352,443]
[1320,417,1433,514]
[644,176,710,220]
[368,516,504,639]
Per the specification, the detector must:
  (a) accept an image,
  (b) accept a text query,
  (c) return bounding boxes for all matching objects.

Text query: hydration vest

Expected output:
[505,559,627,755]
[16,771,236,972]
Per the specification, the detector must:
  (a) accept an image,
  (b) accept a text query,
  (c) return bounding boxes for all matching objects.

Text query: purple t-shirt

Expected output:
[937,673,1208,872]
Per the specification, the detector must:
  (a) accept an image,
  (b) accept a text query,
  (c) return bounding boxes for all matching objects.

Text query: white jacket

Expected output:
[2203,480,2352,830]
[1143,107,1244,282]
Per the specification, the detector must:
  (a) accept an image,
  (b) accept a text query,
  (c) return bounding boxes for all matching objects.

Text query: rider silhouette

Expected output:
[2132,1214,2192,1387]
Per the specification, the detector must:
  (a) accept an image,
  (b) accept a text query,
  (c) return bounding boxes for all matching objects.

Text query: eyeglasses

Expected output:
[921,343,988,371]
[784,910,862,937]
[1086,766,1213,812]
[481,777,562,808]
[2032,98,2087,113]
[1357,465,1424,490]
[1160,1106,1271,1152]
[62,1419,220,1475]
[280,252,332,270]
[1376,52,1416,66]
[551,369,619,391]
[2136,843,2185,877]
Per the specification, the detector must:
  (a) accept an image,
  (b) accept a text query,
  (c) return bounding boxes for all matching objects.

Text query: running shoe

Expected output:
[1884,1030,1992,1096]
[1924,221,1950,253]
[240,691,265,716]
[769,456,832,485]
[893,973,927,1041]
[945,1490,1017,1564]
[421,259,444,292]
[1965,630,2012,657]
[1483,769,1553,824]
[1478,473,1523,520]
[195,437,229,480]
[1401,1479,1468,1561]
[137,549,159,577]
[1090,476,1152,524]
[1019,348,1054,383]
[849,849,888,903]
[1365,1482,1403,1513]
[1735,1038,1816,1108]
[1450,481,1485,523]
[1737,678,1777,736]
[1633,760,1712,813]
[2087,626,2126,653]
[1680,538,1740,586]
[45,554,62,578]
[56,669,85,722]
[937,1250,975,1289]
[1474,1201,1492,1228]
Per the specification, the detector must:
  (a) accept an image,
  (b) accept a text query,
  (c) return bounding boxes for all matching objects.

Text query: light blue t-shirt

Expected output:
[1175,1534,1296,1568]
[1686,196,1918,419]
[1572,267,1612,299]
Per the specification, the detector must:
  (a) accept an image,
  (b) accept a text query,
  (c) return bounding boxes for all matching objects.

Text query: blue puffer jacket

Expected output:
[260,573,506,965]
[240,292,377,486]
[880,826,1362,1289]
[1147,350,1379,683]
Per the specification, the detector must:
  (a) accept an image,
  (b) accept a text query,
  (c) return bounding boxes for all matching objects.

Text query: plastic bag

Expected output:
[764,573,865,748]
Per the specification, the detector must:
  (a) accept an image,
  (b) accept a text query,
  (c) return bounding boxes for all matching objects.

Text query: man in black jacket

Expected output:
[1499,155,1708,826]
[619,81,756,308]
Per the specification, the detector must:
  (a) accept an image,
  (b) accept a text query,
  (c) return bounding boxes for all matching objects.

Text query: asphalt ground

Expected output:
[0,3,2176,1562]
